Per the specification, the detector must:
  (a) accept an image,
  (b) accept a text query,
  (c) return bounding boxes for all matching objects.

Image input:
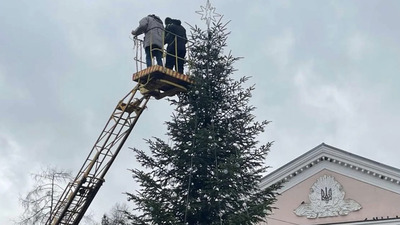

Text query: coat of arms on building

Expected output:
[294,175,362,219]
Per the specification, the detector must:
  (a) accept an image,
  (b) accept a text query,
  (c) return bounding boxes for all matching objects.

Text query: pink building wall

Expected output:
[261,169,400,225]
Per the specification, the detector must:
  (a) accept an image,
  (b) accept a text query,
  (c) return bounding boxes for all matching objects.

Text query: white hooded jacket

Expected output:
[132,15,164,49]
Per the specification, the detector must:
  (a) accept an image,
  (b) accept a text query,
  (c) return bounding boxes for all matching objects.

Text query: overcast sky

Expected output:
[1,0,400,224]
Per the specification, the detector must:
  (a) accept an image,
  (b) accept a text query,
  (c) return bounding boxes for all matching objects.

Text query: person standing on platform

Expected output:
[131,14,164,67]
[164,17,187,74]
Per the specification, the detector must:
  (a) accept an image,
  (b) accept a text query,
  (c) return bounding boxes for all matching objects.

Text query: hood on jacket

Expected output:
[165,17,181,26]
[148,14,163,25]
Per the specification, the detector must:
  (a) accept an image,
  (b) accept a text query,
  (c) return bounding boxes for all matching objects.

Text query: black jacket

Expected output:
[165,19,187,52]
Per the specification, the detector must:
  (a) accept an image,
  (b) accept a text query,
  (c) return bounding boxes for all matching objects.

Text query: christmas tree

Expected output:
[126,3,281,224]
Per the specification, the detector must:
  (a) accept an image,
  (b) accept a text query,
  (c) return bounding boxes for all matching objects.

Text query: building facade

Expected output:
[260,143,400,225]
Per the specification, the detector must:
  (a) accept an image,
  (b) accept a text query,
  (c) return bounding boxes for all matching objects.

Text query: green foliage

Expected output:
[126,18,281,225]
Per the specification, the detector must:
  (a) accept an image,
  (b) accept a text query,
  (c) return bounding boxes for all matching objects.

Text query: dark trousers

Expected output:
[145,45,163,67]
[165,49,186,74]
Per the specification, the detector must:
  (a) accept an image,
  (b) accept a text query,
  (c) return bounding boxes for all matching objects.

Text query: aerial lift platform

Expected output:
[133,64,192,99]
[46,36,192,224]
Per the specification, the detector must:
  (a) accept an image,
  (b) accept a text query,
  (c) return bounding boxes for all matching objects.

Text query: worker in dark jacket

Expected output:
[132,14,164,67]
[164,17,187,73]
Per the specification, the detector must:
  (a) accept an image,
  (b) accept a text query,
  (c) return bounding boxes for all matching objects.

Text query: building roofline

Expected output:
[260,143,400,193]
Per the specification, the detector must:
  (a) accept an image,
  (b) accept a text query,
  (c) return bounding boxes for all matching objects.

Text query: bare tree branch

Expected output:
[15,166,72,225]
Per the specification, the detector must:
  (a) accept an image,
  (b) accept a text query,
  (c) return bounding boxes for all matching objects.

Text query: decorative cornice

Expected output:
[322,217,400,225]
[260,143,400,193]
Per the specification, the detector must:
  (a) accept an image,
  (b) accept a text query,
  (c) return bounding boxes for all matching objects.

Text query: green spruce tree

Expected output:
[126,18,281,225]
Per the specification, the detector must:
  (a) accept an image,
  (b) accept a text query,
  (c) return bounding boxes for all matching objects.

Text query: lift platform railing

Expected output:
[132,27,192,75]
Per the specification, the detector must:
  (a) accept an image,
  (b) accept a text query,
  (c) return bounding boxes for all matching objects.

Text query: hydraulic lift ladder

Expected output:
[46,65,192,225]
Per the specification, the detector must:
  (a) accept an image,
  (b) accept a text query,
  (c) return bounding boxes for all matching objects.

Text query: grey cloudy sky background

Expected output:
[1,0,400,223]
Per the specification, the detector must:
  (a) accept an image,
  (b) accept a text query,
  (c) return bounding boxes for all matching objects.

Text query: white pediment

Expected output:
[260,143,400,194]
[260,143,400,225]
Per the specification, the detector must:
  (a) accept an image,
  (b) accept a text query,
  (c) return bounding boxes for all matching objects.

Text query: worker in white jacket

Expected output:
[132,14,164,67]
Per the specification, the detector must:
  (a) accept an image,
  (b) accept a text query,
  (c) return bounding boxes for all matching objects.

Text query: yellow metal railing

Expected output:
[132,28,191,75]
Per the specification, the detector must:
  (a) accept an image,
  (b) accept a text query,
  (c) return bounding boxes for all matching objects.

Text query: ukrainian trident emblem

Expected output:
[294,175,362,218]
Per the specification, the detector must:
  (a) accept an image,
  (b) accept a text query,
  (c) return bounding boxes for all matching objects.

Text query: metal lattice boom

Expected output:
[46,66,193,225]
[47,84,149,225]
